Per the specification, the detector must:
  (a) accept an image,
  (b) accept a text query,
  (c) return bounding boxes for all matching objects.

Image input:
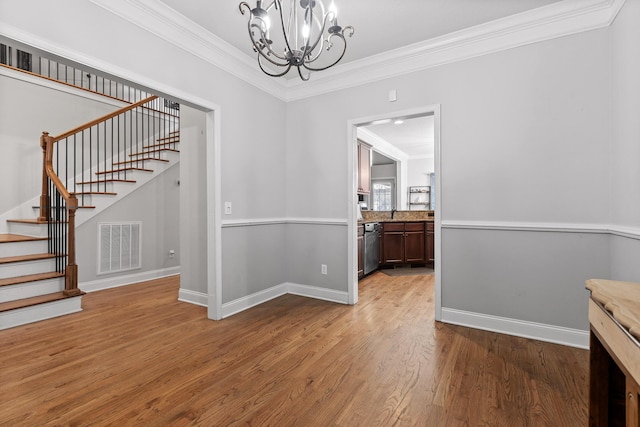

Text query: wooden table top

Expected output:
[586,278,640,341]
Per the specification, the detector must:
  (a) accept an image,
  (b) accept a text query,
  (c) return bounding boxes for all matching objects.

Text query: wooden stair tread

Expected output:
[129,148,179,157]
[77,179,137,185]
[6,219,48,225]
[154,136,180,142]
[95,167,153,175]
[0,234,48,243]
[0,271,64,287]
[0,291,81,313]
[0,253,57,265]
[112,158,169,166]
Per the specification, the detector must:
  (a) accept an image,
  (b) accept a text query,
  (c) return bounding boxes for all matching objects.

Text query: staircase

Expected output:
[0,95,180,330]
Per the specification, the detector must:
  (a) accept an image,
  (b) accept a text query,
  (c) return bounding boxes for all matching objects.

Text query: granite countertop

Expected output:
[359,210,434,224]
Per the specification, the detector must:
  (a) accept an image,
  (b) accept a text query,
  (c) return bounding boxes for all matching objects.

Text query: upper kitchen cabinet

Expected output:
[357,140,371,195]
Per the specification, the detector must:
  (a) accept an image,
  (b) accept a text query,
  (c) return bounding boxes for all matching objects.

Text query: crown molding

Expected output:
[93,0,624,102]
[357,128,410,162]
[89,0,288,101]
[283,0,626,101]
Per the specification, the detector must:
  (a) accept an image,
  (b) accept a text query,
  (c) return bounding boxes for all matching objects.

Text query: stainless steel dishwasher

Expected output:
[363,222,380,275]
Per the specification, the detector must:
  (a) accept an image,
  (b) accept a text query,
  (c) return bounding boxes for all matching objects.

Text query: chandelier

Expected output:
[239,0,354,81]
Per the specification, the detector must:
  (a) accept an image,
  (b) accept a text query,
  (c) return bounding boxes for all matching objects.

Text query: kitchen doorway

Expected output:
[347,105,442,320]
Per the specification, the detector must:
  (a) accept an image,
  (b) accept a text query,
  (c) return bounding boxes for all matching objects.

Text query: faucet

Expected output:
[391,208,397,219]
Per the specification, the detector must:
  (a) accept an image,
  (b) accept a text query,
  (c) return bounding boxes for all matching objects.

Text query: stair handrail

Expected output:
[38,95,158,296]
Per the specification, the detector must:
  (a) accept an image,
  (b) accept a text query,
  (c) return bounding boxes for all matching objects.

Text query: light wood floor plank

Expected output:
[0,273,588,426]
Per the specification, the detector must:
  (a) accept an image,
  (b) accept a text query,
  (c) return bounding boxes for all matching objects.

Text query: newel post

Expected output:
[64,194,81,297]
[38,132,52,222]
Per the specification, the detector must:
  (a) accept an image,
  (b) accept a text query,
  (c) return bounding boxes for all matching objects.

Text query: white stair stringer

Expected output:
[0,294,82,330]
[0,151,179,231]
[74,151,179,226]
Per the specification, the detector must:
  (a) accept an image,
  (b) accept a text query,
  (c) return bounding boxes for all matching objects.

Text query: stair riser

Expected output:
[7,222,48,237]
[76,182,116,192]
[0,258,58,279]
[0,277,64,303]
[0,295,82,330]
[130,151,179,161]
[0,240,49,258]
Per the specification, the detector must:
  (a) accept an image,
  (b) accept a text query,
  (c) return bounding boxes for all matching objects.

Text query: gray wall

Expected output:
[76,163,180,284]
[285,27,611,330]
[609,0,640,281]
[179,107,208,295]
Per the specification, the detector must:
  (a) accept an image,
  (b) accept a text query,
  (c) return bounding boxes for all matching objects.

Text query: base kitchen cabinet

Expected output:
[380,222,426,265]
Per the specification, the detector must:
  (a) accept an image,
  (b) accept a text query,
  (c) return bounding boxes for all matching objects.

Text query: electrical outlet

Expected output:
[321,264,327,275]
[224,202,232,215]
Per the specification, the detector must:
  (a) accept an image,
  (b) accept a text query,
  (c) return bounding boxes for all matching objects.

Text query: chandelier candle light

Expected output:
[239,0,354,80]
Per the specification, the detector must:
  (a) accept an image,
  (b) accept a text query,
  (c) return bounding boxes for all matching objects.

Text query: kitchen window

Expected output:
[372,180,395,211]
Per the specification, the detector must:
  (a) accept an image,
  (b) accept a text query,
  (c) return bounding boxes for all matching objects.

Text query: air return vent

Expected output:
[98,222,141,275]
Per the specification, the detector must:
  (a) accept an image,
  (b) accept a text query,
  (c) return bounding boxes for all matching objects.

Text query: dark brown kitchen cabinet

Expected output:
[404,222,425,263]
[381,222,404,264]
[357,140,371,195]
[381,222,425,265]
[357,225,364,278]
[426,222,435,265]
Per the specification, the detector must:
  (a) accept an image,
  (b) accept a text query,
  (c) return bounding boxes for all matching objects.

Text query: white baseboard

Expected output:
[0,295,83,330]
[79,267,180,293]
[220,282,350,319]
[221,283,288,318]
[286,282,350,304]
[441,307,589,349]
[178,288,208,307]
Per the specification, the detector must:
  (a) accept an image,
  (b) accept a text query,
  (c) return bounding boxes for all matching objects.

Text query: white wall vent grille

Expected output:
[98,222,141,275]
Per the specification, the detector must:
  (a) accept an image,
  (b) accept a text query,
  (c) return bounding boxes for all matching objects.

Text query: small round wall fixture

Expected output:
[239,0,354,81]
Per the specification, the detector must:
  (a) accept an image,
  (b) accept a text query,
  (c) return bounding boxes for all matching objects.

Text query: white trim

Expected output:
[286,218,348,226]
[286,282,350,304]
[81,0,625,102]
[433,106,442,321]
[79,266,180,293]
[0,295,83,331]
[221,218,348,228]
[441,307,589,349]
[441,220,609,233]
[347,105,442,310]
[441,220,640,240]
[220,282,349,318]
[221,283,288,318]
[207,109,223,320]
[88,0,286,101]
[178,288,208,307]
[609,224,640,240]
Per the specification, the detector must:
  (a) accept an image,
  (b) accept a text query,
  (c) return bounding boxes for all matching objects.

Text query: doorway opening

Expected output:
[347,106,441,320]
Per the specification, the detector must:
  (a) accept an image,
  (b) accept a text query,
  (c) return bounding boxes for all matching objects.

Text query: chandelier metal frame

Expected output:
[239,0,354,81]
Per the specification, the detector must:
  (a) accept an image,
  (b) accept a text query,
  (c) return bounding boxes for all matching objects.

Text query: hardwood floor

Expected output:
[0,272,588,426]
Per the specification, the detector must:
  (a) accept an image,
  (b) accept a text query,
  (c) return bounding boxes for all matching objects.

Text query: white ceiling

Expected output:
[366,115,435,160]
[160,0,561,68]
[156,0,560,155]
